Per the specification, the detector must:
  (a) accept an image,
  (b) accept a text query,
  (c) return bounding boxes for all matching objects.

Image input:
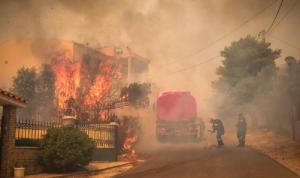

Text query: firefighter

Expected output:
[208,117,225,148]
[198,117,206,140]
[236,111,247,147]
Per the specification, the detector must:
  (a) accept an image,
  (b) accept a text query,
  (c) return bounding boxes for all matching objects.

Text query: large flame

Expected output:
[50,52,122,119]
[83,61,114,106]
[51,53,81,109]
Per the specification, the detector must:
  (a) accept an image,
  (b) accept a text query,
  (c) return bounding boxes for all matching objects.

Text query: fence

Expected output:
[76,121,117,148]
[15,120,58,147]
[17,107,117,124]
[0,119,117,148]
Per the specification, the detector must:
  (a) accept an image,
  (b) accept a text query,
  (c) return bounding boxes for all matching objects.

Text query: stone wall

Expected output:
[14,147,46,175]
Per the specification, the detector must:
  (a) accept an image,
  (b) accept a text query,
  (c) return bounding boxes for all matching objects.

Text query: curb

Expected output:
[50,162,132,178]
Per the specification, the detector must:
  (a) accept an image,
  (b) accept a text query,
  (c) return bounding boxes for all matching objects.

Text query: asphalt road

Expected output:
[114,135,300,178]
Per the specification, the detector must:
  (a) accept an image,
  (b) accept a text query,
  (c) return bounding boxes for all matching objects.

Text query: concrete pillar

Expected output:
[1,105,17,178]
[62,116,76,126]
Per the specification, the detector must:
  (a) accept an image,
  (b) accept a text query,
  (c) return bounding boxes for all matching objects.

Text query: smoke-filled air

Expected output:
[1,0,300,177]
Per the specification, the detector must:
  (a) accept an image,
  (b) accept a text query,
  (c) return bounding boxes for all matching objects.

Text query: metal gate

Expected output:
[76,122,118,161]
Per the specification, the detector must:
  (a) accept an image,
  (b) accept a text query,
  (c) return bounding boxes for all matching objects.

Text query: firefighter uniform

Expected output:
[236,113,247,147]
[210,118,225,148]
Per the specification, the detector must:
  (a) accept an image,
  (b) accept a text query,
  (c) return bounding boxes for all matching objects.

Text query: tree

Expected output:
[10,66,40,119]
[39,125,96,173]
[121,82,151,109]
[9,65,57,120]
[10,54,151,123]
[36,63,57,113]
[10,66,38,100]
[210,35,281,128]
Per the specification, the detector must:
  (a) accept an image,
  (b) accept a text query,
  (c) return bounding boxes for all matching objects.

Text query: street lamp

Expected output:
[285,56,296,141]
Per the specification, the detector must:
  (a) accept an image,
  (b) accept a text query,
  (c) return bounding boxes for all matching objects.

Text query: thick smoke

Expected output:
[0,0,300,136]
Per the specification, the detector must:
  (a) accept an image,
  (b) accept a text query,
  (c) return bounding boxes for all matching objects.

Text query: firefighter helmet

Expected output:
[237,111,242,116]
[209,117,214,122]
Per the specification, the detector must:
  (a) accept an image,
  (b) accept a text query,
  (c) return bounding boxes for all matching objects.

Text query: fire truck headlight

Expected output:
[157,128,166,131]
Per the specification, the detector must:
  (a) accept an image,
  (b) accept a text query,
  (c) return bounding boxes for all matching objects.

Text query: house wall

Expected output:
[14,147,46,176]
[73,43,109,63]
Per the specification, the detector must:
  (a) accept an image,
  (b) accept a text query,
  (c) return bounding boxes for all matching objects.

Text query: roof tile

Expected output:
[0,88,28,104]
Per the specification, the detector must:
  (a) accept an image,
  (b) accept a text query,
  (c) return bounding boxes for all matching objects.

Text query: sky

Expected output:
[0,0,300,117]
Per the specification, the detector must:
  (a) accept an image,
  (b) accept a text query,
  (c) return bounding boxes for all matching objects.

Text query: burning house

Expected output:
[97,46,150,83]
[0,38,152,150]
[0,38,150,121]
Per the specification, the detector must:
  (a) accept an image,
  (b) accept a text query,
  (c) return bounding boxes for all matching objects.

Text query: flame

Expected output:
[84,75,112,106]
[51,53,81,109]
[124,135,138,149]
[124,127,138,149]
[50,52,122,118]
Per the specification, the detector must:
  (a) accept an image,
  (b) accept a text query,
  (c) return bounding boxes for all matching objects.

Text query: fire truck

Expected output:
[155,91,198,142]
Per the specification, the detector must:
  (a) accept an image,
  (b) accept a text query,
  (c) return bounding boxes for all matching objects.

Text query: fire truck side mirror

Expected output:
[152,102,156,113]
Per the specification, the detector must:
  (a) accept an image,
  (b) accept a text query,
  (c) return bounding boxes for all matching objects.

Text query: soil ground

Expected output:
[226,130,300,176]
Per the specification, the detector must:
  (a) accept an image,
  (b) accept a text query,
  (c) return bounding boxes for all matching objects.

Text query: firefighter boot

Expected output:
[220,139,225,146]
[241,140,245,147]
[237,140,242,147]
[217,140,223,148]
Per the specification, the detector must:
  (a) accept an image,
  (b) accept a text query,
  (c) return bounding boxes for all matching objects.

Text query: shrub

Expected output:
[39,125,96,173]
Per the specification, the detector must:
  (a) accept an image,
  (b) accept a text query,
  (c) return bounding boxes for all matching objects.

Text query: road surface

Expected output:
[114,135,299,178]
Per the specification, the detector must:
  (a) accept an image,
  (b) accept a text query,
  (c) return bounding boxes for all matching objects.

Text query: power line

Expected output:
[268,0,299,34]
[266,0,284,33]
[153,0,279,69]
[268,33,300,51]
[151,55,220,79]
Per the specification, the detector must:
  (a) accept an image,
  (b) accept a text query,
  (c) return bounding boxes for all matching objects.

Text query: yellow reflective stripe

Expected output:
[217,139,221,141]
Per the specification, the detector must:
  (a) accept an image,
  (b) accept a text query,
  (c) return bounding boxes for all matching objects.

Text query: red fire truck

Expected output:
[155,91,198,142]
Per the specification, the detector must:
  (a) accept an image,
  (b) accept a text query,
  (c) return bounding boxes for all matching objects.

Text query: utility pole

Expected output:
[285,56,297,141]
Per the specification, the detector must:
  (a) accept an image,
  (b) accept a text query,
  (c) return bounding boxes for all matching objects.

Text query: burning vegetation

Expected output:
[10,50,151,150]
[50,52,122,121]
